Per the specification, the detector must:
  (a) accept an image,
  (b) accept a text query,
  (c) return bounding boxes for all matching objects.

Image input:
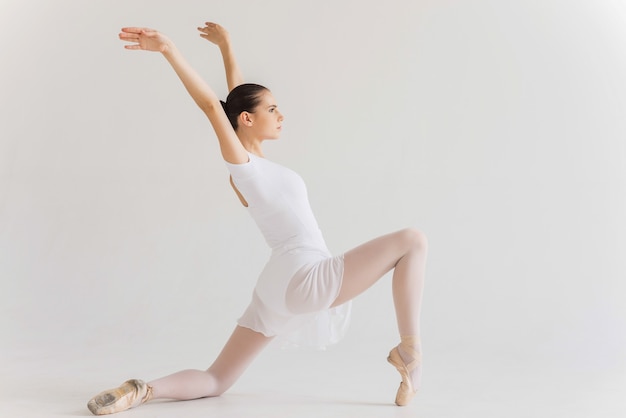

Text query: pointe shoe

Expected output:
[87,379,153,415]
[387,344,421,406]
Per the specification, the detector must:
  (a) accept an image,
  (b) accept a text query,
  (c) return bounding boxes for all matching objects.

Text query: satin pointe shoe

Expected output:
[387,344,421,406]
[87,379,153,415]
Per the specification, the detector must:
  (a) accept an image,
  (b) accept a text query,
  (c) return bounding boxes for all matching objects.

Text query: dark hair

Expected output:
[220,83,269,130]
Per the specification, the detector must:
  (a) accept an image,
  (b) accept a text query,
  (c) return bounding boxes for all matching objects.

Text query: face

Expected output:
[246,91,284,140]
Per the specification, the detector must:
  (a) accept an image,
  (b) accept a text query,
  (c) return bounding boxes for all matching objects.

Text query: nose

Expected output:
[277,110,284,121]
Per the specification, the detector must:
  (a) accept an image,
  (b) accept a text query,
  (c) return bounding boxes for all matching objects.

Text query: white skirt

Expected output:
[237,247,352,349]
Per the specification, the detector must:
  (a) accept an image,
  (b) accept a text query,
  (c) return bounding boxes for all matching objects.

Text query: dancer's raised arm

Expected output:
[197,22,244,92]
[118,27,248,164]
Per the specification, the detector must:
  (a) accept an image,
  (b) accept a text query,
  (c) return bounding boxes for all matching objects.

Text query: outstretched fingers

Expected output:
[197,21,217,33]
[119,28,143,49]
[197,22,229,46]
[121,27,157,34]
[119,34,141,50]
[118,28,168,52]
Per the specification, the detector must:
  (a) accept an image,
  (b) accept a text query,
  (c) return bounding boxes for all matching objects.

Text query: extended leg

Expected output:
[87,326,272,415]
[149,325,273,400]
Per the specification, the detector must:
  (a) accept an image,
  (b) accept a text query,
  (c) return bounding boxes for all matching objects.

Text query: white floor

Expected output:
[2,336,625,418]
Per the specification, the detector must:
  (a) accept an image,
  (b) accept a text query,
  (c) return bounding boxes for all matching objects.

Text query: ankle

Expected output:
[400,335,420,348]
[398,335,421,365]
[144,384,154,403]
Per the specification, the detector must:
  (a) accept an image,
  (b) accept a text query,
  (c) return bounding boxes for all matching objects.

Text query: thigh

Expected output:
[285,253,344,315]
[331,228,422,307]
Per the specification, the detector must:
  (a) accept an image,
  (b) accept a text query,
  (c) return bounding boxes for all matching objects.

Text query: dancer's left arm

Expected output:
[197,22,244,92]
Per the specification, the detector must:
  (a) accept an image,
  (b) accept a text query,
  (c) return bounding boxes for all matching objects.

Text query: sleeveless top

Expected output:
[225,153,351,349]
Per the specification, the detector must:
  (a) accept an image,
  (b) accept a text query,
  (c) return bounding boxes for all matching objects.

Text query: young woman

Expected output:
[87,22,428,415]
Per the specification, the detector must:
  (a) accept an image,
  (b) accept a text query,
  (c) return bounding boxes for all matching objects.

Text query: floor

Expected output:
[2,337,624,418]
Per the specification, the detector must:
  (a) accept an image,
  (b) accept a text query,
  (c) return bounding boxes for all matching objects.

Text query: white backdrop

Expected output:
[1,0,625,417]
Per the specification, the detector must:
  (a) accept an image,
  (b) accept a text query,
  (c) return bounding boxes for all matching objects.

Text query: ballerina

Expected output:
[87,22,427,415]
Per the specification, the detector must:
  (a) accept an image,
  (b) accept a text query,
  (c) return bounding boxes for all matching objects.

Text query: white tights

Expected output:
[149,326,273,400]
[149,228,427,400]
[333,228,427,390]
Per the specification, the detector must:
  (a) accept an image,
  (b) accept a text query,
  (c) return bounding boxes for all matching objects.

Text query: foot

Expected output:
[87,379,153,415]
[387,339,421,406]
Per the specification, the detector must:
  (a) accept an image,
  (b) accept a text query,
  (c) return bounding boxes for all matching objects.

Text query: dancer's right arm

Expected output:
[119,27,248,164]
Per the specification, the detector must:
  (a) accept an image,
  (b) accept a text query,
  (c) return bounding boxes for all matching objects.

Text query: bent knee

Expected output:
[203,371,231,397]
[399,227,428,252]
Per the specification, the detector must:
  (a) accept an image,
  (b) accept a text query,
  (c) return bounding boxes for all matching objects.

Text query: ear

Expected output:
[238,111,254,127]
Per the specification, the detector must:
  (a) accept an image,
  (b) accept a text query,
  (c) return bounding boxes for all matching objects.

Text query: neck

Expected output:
[238,135,264,158]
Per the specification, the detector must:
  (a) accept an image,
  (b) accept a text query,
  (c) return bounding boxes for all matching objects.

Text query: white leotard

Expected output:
[226,153,351,348]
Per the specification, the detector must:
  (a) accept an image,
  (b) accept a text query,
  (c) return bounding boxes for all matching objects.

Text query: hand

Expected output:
[118,27,173,53]
[197,22,230,47]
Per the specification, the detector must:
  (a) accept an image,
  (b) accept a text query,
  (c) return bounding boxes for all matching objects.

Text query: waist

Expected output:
[271,241,331,257]
[264,229,328,254]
